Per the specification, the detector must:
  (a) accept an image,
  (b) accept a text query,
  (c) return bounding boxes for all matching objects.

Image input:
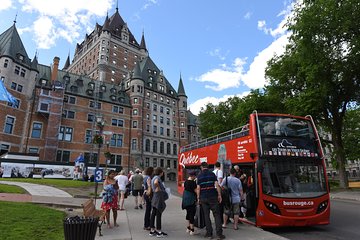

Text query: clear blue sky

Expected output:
[0,0,293,115]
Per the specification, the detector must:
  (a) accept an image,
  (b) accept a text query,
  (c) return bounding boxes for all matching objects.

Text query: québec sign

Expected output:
[179,152,200,168]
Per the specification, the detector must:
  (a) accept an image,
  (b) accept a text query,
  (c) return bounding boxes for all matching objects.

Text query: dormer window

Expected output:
[110,88,117,94]
[100,85,106,92]
[40,79,47,86]
[18,54,24,61]
[70,85,78,93]
[86,89,94,96]
[63,75,70,84]
[88,82,95,89]
[76,78,83,86]
[110,95,116,101]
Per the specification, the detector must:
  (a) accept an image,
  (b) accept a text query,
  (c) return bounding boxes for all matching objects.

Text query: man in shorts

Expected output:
[220,168,244,230]
[131,169,144,209]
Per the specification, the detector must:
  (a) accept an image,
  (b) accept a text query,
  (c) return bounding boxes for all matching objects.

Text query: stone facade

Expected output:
[0,8,200,181]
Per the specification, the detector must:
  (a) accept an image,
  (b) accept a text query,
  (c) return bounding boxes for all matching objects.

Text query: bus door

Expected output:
[238,164,257,224]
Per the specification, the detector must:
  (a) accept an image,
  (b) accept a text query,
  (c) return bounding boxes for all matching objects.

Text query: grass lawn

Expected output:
[0,201,65,240]
[0,178,94,188]
[0,184,26,194]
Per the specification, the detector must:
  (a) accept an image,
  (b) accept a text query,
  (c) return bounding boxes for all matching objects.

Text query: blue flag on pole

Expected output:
[0,80,17,104]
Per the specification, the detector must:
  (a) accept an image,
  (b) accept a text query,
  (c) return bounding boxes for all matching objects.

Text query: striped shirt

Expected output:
[197,169,218,200]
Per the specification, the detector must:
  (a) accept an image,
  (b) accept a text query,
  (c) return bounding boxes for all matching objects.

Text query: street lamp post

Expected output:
[94,115,105,204]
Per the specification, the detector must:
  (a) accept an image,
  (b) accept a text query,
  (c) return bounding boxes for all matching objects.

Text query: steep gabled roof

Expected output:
[0,23,31,67]
[134,56,178,98]
[177,75,187,97]
[63,54,70,70]
[105,9,139,47]
[140,31,147,51]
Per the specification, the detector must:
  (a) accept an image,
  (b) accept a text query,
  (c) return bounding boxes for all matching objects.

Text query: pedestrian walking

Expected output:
[115,170,128,210]
[100,170,119,228]
[131,168,144,209]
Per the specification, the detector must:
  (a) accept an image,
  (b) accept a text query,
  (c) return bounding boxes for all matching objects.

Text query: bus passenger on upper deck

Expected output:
[275,118,287,136]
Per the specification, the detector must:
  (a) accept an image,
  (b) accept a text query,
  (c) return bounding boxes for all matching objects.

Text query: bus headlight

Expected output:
[264,200,281,215]
[316,200,328,214]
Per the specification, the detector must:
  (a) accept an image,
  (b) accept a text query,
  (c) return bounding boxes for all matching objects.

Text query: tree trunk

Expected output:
[333,133,349,188]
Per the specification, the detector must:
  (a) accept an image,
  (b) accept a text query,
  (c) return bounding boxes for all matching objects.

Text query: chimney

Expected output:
[51,57,60,82]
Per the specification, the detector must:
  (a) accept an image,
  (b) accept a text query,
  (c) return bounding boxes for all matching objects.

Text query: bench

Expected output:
[82,199,105,236]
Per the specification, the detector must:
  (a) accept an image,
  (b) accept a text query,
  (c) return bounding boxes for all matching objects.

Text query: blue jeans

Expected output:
[200,196,222,236]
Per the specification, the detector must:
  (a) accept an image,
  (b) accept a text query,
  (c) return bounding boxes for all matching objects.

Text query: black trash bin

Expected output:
[63,216,99,240]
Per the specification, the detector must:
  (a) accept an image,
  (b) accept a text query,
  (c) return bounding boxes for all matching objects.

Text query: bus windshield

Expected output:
[258,116,315,139]
[261,158,327,198]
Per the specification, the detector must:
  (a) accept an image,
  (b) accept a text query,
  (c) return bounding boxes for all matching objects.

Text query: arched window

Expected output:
[145,139,150,152]
[166,143,171,154]
[173,144,177,155]
[153,140,158,153]
[160,141,164,154]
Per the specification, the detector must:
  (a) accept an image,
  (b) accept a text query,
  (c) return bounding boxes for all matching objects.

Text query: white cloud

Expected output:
[142,0,158,10]
[18,0,113,49]
[194,57,246,91]
[189,92,250,115]
[244,12,252,20]
[258,18,288,37]
[242,33,289,89]
[208,48,228,61]
[33,17,56,49]
[0,0,12,11]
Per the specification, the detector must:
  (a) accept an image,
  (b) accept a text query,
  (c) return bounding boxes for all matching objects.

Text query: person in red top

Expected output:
[101,170,119,228]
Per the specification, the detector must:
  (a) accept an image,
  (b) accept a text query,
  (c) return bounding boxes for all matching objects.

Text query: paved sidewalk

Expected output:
[2,180,360,240]
[95,194,288,240]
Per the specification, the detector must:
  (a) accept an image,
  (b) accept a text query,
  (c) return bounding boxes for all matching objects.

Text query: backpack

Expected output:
[221,176,232,208]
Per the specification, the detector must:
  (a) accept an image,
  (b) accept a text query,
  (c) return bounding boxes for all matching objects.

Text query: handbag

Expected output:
[194,204,205,229]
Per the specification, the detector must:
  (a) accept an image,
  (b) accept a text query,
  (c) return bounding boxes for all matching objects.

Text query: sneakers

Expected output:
[134,206,139,209]
[139,204,143,209]
[186,226,191,233]
[189,229,196,236]
[149,230,168,238]
[149,230,159,237]
[156,231,168,238]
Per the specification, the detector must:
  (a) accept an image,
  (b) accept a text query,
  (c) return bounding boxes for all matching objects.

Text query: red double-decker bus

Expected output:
[178,112,330,227]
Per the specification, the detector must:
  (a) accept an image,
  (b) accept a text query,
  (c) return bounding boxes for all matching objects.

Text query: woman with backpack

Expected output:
[182,170,197,235]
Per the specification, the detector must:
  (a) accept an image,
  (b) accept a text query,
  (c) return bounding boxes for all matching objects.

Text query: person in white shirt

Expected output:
[213,162,223,185]
[115,170,129,210]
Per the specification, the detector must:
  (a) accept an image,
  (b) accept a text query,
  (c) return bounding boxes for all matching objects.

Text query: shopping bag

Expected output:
[194,204,205,229]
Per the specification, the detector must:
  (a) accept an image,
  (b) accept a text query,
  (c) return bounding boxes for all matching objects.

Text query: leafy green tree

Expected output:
[265,0,360,187]
[198,98,242,138]
[198,90,285,138]
[343,108,360,162]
